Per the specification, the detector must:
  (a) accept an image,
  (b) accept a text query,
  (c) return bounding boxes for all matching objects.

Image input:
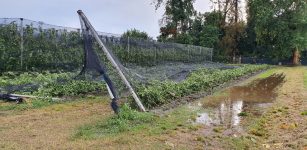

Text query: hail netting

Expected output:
[0,18,120,72]
[78,28,215,100]
[0,17,216,101]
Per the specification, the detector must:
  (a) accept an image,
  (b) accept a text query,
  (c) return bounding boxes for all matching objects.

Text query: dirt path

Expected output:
[263,67,307,149]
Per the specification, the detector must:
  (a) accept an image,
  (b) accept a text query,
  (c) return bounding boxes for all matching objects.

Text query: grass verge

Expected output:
[74,104,199,140]
[257,67,276,79]
[304,69,307,88]
[0,96,102,111]
[0,98,56,111]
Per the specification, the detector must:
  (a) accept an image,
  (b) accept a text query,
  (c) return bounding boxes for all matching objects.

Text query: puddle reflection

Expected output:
[195,74,285,128]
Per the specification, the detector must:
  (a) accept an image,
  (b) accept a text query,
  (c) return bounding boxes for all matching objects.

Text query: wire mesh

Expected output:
[0,18,219,101]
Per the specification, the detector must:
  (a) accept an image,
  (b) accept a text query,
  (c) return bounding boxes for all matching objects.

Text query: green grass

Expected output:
[257,67,276,79]
[221,136,259,150]
[238,112,248,116]
[304,69,307,88]
[248,117,268,137]
[0,98,56,111]
[74,104,155,139]
[74,105,199,140]
[0,95,102,111]
[301,111,307,116]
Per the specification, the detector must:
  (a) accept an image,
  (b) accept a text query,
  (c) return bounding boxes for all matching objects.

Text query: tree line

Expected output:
[149,0,307,64]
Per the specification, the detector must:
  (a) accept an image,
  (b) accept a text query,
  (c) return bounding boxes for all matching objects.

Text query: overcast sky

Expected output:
[0,0,212,38]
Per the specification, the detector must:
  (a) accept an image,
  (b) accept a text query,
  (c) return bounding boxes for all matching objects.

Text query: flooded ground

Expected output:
[193,74,285,134]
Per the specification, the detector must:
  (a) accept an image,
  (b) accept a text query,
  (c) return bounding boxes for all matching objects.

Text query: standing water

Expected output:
[194,74,285,132]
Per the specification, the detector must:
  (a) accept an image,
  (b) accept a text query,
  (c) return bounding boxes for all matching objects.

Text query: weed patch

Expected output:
[304,70,307,88]
[248,117,268,137]
[257,68,276,79]
[74,104,155,139]
[74,105,198,139]
[238,112,248,116]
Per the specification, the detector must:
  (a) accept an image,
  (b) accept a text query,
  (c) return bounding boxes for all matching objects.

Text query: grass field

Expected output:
[0,67,306,149]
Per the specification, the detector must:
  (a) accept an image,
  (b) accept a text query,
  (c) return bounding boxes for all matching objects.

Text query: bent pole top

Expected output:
[77,10,146,112]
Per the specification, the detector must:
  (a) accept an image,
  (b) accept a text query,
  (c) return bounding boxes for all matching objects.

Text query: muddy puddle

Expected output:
[193,74,285,132]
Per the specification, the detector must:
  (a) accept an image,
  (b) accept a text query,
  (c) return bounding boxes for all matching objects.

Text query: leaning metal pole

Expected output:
[77,10,146,112]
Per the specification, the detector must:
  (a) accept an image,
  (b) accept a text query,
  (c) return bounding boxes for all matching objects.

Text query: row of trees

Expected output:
[0,24,83,71]
[0,23,212,72]
[153,0,307,64]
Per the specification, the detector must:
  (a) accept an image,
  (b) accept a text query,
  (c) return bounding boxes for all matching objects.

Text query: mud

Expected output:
[194,74,285,131]
[152,69,268,113]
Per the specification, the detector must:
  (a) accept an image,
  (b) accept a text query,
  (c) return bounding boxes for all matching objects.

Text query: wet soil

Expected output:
[194,74,285,135]
[152,69,268,113]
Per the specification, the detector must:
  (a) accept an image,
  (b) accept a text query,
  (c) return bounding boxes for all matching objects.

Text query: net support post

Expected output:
[77,10,146,112]
[210,48,213,62]
[20,18,24,70]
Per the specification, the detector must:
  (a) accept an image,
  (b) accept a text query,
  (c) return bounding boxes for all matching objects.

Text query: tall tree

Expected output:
[155,0,196,43]
[251,0,307,63]
[210,0,245,59]
[122,29,151,40]
[199,11,223,49]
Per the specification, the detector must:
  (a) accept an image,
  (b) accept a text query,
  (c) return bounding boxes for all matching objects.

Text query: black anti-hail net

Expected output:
[0,17,230,108]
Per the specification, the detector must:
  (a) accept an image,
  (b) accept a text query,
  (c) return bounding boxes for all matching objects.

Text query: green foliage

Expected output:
[122,29,151,40]
[0,24,83,72]
[219,22,246,56]
[248,116,268,137]
[238,112,248,116]
[0,23,211,71]
[200,11,223,49]
[174,33,193,44]
[35,80,106,97]
[74,104,198,139]
[0,98,55,111]
[137,64,269,108]
[0,71,74,87]
[257,68,276,79]
[157,0,196,42]
[75,104,155,139]
[251,0,307,59]
[200,25,220,48]
[304,70,307,88]
[155,0,306,61]
[0,72,106,97]
[0,23,21,71]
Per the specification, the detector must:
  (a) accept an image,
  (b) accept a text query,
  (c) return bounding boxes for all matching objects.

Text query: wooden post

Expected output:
[210,48,213,62]
[127,36,130,65]
[20,18,24,70]
[77,10,146,112]
[154,44,157,65]
[127,36,130,53]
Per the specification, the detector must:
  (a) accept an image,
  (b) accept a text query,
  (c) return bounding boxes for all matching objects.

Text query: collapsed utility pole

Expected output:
[77,10,146,112]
